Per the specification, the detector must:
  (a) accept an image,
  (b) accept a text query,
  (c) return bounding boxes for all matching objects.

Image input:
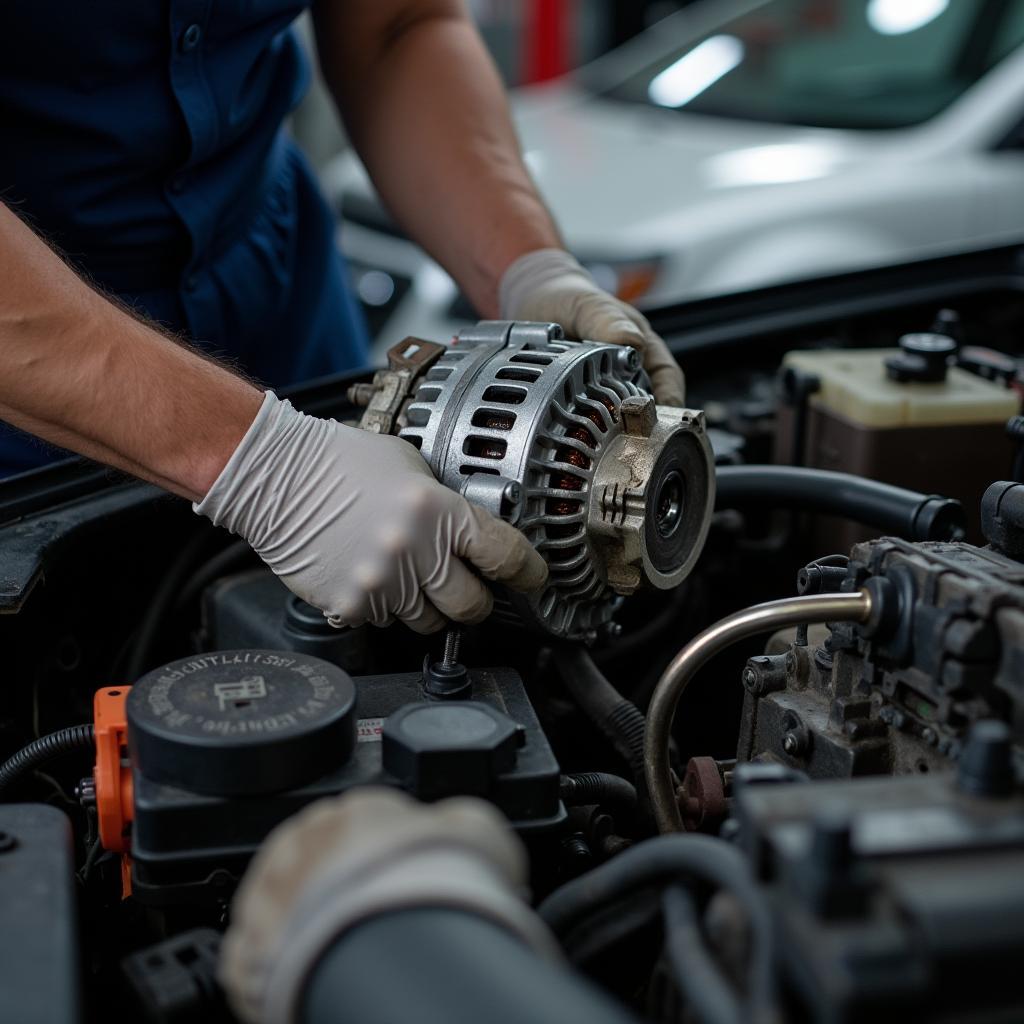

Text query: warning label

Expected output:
[356,717,384,743]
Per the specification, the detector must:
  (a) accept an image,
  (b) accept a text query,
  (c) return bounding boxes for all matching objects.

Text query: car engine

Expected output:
[2,257,1024,1024]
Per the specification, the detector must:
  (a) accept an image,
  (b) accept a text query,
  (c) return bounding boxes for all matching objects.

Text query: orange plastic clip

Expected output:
[93,687,134,896]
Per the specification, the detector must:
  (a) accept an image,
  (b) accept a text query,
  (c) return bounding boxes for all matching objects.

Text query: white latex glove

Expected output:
[220,788,557,1024]
[499,248,686,407]
[195,392,547,634]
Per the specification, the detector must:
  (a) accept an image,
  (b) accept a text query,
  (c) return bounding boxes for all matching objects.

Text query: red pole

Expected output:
[524,0,572,84]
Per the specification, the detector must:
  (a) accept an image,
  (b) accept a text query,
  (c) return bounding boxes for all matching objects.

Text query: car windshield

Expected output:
[594,0,1024,130]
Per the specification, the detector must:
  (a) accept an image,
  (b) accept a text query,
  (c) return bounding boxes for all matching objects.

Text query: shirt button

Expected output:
[168,175,187,195]
[184,274,199,293]
[181,24,202,52]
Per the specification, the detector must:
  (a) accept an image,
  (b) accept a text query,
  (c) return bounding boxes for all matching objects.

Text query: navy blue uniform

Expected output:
[0,2,370,474]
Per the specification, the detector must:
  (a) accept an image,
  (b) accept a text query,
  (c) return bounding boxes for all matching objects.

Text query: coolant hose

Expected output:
[644,590,873,833]
[715,465,965,541]
[0,725,95,797]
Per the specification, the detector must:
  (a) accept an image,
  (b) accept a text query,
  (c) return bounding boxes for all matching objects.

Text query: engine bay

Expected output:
[3,250,1024,1024]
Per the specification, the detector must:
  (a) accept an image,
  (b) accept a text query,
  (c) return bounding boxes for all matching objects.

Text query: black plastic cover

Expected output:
[0,804,80,1024]
[129,666,563,904]
[121,929,224,1024]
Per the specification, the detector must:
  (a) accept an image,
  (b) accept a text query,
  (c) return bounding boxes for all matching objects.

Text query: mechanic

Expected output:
[0,1,684,634]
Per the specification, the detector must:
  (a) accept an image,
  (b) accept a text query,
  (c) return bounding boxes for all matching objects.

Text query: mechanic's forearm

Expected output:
[316,1,562,317]
[0,204,262,499]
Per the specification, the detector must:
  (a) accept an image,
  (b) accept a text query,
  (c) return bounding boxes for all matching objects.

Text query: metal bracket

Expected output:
[349,336,447,435]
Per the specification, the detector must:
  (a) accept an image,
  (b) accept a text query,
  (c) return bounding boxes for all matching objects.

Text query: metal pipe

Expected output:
[644,590,873,833]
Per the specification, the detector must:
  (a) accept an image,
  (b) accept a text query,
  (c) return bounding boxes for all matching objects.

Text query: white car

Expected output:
[325,0,1024,358]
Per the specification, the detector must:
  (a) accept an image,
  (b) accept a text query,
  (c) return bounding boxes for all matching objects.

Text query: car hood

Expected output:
[511,84,896,254]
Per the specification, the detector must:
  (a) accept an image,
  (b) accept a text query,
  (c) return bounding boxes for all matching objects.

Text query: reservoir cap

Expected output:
[127,650,356,796]
[885,333,957,384]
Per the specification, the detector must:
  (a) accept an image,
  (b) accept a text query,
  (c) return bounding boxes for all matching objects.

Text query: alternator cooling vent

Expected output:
[399,321,714,639]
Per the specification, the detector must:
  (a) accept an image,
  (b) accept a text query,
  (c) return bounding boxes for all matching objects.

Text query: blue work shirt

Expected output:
[0,1,370,476]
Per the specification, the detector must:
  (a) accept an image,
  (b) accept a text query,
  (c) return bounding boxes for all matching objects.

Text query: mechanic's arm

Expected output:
[0,203,546,632]
[0,202,261,499]
[313,0,685,405]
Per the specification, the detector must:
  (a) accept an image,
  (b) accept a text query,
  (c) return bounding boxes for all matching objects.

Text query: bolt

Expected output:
[76,777,96,807]
[921,727,938,747]
[785,651,797,675]
[742,655,787,696]
[781,716,810,759]
[742,667,760,694]
[0,832,17,854]
[561,833,592,865]
[615,346,641,375]
[441,628,463,669]
[879,706,897,726]
[347,382,378,408]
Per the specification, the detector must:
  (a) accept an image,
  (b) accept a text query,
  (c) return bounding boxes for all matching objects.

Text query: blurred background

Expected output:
[292,1,697,168]
[291,0,1024,360]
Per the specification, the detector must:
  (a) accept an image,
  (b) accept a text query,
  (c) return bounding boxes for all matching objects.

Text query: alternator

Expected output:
[352,321,715,639]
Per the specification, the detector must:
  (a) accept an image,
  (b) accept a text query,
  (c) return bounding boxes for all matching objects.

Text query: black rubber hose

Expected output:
[0,725,95,797]
[538,833,760,934]
[125,528,213,680]
[302,908,641,1024]
[539,834,776,1023]
[552,646,647,784]
[715,465,965,541]
[560,773,637,818]
[662,886,742,1024]
[171,538,256,613]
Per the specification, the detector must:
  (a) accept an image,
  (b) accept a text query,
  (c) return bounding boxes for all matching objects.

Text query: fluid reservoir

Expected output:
[777,338,1020,543]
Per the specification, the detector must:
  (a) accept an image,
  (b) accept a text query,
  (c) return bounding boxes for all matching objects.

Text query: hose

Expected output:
[662,886,742,1024]
[538,831,775,1022]
[715,465,965,541]
[124,528,212,680]
[560,773,637,818]
[171,538,255,613]
[0,725,95,797]
[552,646,646,784]
[644,590,873,833]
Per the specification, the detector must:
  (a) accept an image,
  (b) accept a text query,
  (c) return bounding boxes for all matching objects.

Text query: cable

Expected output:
[538,833,776,1024]
[552,646,646,784]
[124,528,213,680]
[644,590,873,833]
[0,725,95,797]
[539,832,762,937]
[661,887,742,1024]
[715,465,965,541]
[171,538,255,613]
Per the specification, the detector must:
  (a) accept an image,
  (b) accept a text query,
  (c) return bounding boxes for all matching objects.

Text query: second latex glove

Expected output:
[499,248,686,407]
[195,391,547,633]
